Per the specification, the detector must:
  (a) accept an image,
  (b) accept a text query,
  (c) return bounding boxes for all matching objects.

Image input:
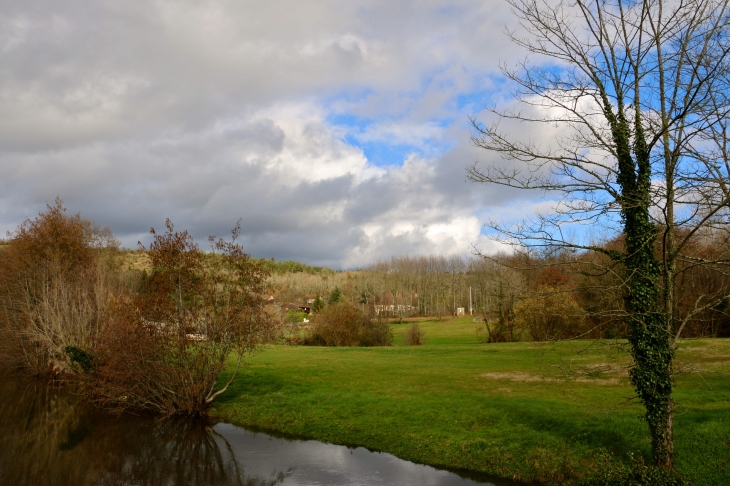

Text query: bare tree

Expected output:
[468,0,730,468]
[468,256,527,341]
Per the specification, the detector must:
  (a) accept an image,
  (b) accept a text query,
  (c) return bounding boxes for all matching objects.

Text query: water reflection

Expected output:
[0,375,514,486]
[0,376,287,486]
[211,424,508,486]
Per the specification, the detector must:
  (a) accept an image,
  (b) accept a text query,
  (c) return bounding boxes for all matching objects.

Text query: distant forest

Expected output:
[270,243,730,342]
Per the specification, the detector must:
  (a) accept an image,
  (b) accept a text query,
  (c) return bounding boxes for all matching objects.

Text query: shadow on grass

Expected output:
[488,396,652,462]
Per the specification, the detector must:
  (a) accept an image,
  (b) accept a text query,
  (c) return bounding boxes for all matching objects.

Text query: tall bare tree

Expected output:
[468,0,730,468]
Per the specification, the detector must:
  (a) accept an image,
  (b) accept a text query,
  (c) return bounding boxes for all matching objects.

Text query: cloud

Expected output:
[0,0,543,268]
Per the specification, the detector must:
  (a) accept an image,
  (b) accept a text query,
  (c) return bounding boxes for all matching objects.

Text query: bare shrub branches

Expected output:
[403,323,426,346]
[90,220,274,415]
[0,199,120,375]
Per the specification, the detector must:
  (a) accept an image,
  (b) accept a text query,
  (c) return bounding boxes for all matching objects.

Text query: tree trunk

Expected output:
[613,104,675,467]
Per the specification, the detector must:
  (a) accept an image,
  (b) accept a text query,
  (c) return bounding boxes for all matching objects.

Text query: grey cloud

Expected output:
[1,0,518,146]
[0,0,538,267]
[0,114,538,267]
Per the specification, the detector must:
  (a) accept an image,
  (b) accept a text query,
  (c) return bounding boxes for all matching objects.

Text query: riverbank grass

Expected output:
[212,317,730,485]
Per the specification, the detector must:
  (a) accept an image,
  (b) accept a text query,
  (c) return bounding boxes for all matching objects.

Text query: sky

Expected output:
[0,0,549,269]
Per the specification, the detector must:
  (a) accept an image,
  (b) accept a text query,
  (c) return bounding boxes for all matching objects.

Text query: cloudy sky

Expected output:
[0,0,545,268]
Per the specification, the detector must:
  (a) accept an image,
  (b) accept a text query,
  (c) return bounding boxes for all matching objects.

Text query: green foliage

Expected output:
[312,295,325,313]
[583,451,686,486]
[610,105,674,466]
[63,346,94,373]
[327,287,343,305]
[285,309,307,323]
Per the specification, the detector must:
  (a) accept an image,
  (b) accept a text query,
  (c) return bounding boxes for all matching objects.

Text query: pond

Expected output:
[0,375,522,486]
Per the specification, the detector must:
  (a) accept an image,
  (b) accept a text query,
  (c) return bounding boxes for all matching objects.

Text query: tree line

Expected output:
[270,245,729,343]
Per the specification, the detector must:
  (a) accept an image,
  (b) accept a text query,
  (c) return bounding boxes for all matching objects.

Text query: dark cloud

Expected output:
[0,0,543,267]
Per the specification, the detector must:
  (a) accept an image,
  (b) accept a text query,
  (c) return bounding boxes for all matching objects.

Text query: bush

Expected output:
[359,318,393,347]
[0,209,277,416]
[514,286,586,341]
[308,303,362,346]
[403,323,425,346]
[90,220,274,416]
[304,303,392,347]
[0,199,120,375]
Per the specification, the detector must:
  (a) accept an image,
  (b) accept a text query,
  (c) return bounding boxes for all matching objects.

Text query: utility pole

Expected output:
[469,287,472,316]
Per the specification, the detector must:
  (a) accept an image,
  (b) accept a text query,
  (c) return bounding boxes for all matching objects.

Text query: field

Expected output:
[211,317,730,485]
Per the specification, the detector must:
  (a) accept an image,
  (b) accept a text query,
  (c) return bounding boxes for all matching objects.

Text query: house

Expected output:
[373,291,415,315]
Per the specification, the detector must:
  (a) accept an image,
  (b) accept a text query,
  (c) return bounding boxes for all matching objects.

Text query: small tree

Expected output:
[91,220,272,415]
[328,287,343,305]
[312,295,325,313]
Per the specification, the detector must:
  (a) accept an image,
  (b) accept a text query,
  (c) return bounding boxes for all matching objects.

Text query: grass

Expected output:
[211,317,730,485]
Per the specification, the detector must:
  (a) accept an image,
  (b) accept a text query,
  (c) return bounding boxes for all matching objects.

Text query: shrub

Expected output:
[0,199,120,375]
[359,318,393,347]
[403,322,425,346]
[90,220,274,415]
[514,286,586,341]
[309,303,362,346]
[305,303,392,347]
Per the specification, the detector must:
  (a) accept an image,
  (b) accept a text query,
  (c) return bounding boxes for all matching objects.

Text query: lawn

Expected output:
[211,317,730,485]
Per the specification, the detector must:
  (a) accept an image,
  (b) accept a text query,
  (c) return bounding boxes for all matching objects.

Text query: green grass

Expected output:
[211,317,730,485]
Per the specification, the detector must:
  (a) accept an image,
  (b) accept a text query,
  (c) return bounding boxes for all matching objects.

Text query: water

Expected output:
[0,375,520,486]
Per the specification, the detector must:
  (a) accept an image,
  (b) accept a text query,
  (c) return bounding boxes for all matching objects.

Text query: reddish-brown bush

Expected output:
[90,220,274,415]
[305,303,392,347]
